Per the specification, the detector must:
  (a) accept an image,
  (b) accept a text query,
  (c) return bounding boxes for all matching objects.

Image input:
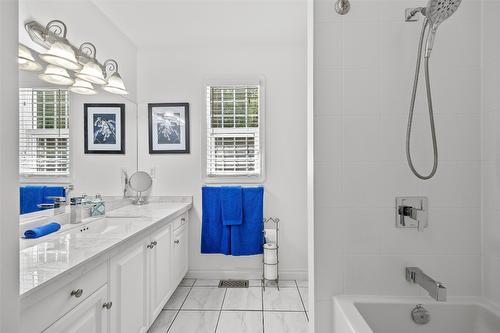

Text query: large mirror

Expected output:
[18,0,138,217]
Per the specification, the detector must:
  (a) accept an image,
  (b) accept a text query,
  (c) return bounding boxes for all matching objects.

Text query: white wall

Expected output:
[314,0,482,331]
[0,0,20,331]
[136,7,308,277]
[481,0,500,307]
[19,0,139,196]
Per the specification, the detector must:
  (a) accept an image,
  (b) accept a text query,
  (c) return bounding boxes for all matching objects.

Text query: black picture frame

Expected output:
[84,103,126,154]
[148,103,190,154]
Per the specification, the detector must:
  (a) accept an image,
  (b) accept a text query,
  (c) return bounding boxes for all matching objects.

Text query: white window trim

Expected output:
[202,76,266,184]
[19,88,72,184]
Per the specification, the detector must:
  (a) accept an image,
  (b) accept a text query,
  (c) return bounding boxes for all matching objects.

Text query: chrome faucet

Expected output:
[70,196,86,224]
[406,267,447,301]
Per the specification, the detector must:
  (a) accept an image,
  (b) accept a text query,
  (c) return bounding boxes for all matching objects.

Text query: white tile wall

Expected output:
[482,0,500,308]
[314,0,483,330]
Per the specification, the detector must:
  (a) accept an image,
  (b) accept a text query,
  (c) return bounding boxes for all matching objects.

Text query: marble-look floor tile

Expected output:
[249,279,262,287]
[147,310,176,333]
[222,287,262,310]
[182,287,226,310]
[164,287,190,310]
[180,278,196,287]
[216,311,263,333]
[264,280,296,288]
[167,311,219,333]
[263,288,304,311]
[263,312,309,333]
[299,287,308,311]
[193,279,221,287]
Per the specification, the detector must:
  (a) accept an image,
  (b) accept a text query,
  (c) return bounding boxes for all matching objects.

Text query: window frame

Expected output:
[202,77,266,184]
[19,87,72,183]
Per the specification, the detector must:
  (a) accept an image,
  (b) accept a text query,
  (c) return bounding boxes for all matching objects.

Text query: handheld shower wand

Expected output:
[405,0,461,180]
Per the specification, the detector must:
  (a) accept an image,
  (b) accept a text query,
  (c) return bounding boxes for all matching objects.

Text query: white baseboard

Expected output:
[186,269,308,281]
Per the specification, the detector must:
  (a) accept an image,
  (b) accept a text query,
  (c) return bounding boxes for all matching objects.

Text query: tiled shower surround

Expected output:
[314,0,483,330]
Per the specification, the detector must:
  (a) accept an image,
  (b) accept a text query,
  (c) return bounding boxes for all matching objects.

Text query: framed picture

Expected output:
[148,103,190,154]
[84,103,125,154]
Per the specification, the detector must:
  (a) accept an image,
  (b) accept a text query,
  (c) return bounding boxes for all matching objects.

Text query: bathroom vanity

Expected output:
[19,199,192,333]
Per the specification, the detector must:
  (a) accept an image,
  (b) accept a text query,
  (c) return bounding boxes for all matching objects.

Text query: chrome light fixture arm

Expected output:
[104,59,119,77]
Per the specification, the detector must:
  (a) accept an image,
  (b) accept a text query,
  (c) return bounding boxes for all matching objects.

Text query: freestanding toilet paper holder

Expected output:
[262,217,280,290]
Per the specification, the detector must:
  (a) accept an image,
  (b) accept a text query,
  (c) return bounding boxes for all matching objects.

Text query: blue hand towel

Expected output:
[201,187,231,255]
[24,222,61,239]
[231,187,264,256]
[20,186,47,214]
[221,186,243,226]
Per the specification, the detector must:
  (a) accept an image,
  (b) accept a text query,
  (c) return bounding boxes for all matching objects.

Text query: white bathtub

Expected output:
[333,296,500,333]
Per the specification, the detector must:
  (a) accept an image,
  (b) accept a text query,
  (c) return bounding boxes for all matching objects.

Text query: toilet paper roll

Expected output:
[264,244,278,264]
[264,229,277,244]
[264,263,278,280]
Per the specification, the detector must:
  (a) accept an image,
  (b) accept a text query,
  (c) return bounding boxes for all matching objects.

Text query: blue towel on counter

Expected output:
[20,186,66,214]
[221,186,243,225]
[201,187,231,255]
[24,222,61,239]
[201,186,264,256]
[231,187,264,256]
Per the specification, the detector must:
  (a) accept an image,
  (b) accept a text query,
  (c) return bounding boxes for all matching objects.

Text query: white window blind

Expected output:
[19,88,70,176]
[206,85,261,177]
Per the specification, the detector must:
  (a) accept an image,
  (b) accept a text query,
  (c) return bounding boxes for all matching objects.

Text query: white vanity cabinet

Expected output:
[148,222,173,323]
[173,222,189,286]
[21,210,190,333]
[44,285,109,333]
[109,236,149,333]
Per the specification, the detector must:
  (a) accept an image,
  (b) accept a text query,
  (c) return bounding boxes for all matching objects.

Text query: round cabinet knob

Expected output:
[181,217,186,222]
[174,240,180,244]
[70,289,83,298]
[102,302,113,310]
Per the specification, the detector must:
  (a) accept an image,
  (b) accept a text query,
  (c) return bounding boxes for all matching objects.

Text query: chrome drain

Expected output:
[411,304,431,325]
[218,280,249,288]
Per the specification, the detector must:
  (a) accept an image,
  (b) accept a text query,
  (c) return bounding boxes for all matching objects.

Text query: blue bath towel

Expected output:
[201,187,231,255]
[231,187,264,256]
[221,186,243,225]
[201,186,264,256]
[24,222,61,239]
[20,186,46,214]
[43,186,65,202]
[20,186,66,214]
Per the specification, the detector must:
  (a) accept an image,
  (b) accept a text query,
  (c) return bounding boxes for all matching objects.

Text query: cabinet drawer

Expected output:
[173,212,188,230]
[21,262,107,333]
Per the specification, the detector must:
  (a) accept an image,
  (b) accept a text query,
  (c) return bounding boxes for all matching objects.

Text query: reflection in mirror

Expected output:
[18,15,139,218]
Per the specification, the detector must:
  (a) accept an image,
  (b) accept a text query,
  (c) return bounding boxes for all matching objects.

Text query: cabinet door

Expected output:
[149,224,173,321]
[44,285,108,333]
[110,238,149,333]
[173,223,189,286]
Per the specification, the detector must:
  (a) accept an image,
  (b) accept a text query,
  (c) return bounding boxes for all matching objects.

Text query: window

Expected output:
[206,84,262,178]
[19,88,70,176]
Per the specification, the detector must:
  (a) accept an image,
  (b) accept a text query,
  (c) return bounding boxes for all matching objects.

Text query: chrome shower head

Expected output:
[424,0,462,27]
[422,0,461,57]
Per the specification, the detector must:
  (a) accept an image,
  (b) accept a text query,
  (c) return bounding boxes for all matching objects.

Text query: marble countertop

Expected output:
[20,199,192,298]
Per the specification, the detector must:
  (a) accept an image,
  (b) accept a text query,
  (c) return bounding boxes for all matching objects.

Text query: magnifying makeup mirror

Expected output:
[128,171,153,205]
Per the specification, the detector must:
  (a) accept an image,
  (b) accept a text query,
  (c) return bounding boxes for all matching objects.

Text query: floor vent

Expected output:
[218,279,249,288]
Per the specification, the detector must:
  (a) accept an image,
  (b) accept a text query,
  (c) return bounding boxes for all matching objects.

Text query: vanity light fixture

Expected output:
[39,64,74,86]
[102,59,128,95]
[75,43,107,85]
[69,78,97,95]
[24,19,128,95]
[18,43,42,71]
[40,41,82,71]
